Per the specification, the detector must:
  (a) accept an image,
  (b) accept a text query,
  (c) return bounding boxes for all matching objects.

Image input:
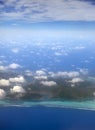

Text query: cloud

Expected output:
[66,71,80,78]
[74,46,85,50]
[54,52,62,56]
[40,81,57,87]
[9,76,26,83]
[0,0,95,22]
[0,68,92,100]
[35,70,46,76]
[93,92,95,96]
[10,85,25,93]
[0,89,6,99]
[0,65,7,71]
[0,79,10,86]
[69,77,84,83]
[34,70,48,80]
[79,68,88,75]
[8,63,21,69]
[50,71,80,78]
[0,63,21,72]
[25,70,33,76]
[71,84,75,87]
[34,75,48,80]
[11,48,19,53]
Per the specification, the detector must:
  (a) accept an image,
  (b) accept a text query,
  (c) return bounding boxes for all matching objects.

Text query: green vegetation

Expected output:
[24,79,95,101]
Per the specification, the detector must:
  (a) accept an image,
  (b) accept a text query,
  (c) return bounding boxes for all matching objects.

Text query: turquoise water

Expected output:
[1,100,95,110]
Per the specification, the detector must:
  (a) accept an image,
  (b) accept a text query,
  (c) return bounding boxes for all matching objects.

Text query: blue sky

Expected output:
[0,0,95,33]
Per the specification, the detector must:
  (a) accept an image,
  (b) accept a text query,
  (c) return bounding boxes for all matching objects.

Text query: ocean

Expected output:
[0,106,95,130]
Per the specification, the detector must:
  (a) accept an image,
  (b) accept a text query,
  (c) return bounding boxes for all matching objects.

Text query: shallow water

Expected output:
[1,100,95,110]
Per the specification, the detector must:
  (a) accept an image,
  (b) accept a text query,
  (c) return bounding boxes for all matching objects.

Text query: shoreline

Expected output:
[0,100,95,111]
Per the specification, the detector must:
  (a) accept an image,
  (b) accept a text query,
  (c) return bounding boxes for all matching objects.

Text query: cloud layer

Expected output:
[0,0,95,23]
[0,68,94,100]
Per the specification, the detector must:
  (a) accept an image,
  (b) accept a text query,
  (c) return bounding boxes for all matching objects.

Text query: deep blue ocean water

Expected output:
[0,106,95,130]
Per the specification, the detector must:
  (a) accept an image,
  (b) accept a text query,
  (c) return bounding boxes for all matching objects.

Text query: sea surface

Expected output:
[0,106,95,130]
[0,100,95,130]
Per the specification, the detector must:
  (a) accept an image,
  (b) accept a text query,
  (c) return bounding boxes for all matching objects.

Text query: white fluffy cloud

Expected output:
[0,63,21,72]
[10,86,25,93]
[34,75,48,80]
[8,63,21,69]
[0,89,6,99]
[35,70,46,76]
[34,70,48,80]
[40,81,57,87]
[0,79,10,86]
[11,48,19,53]
[69,77,84,83]
[0,0,95,22]
[50,71,80,78]
[0,66,7,71]
[9,76,25,83]
[66,71,80,78]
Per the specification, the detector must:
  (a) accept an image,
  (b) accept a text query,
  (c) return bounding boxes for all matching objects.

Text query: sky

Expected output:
[0,0,95,100]
[0,0,95,37]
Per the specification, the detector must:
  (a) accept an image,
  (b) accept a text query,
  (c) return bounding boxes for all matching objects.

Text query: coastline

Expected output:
[1,100,95,111]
